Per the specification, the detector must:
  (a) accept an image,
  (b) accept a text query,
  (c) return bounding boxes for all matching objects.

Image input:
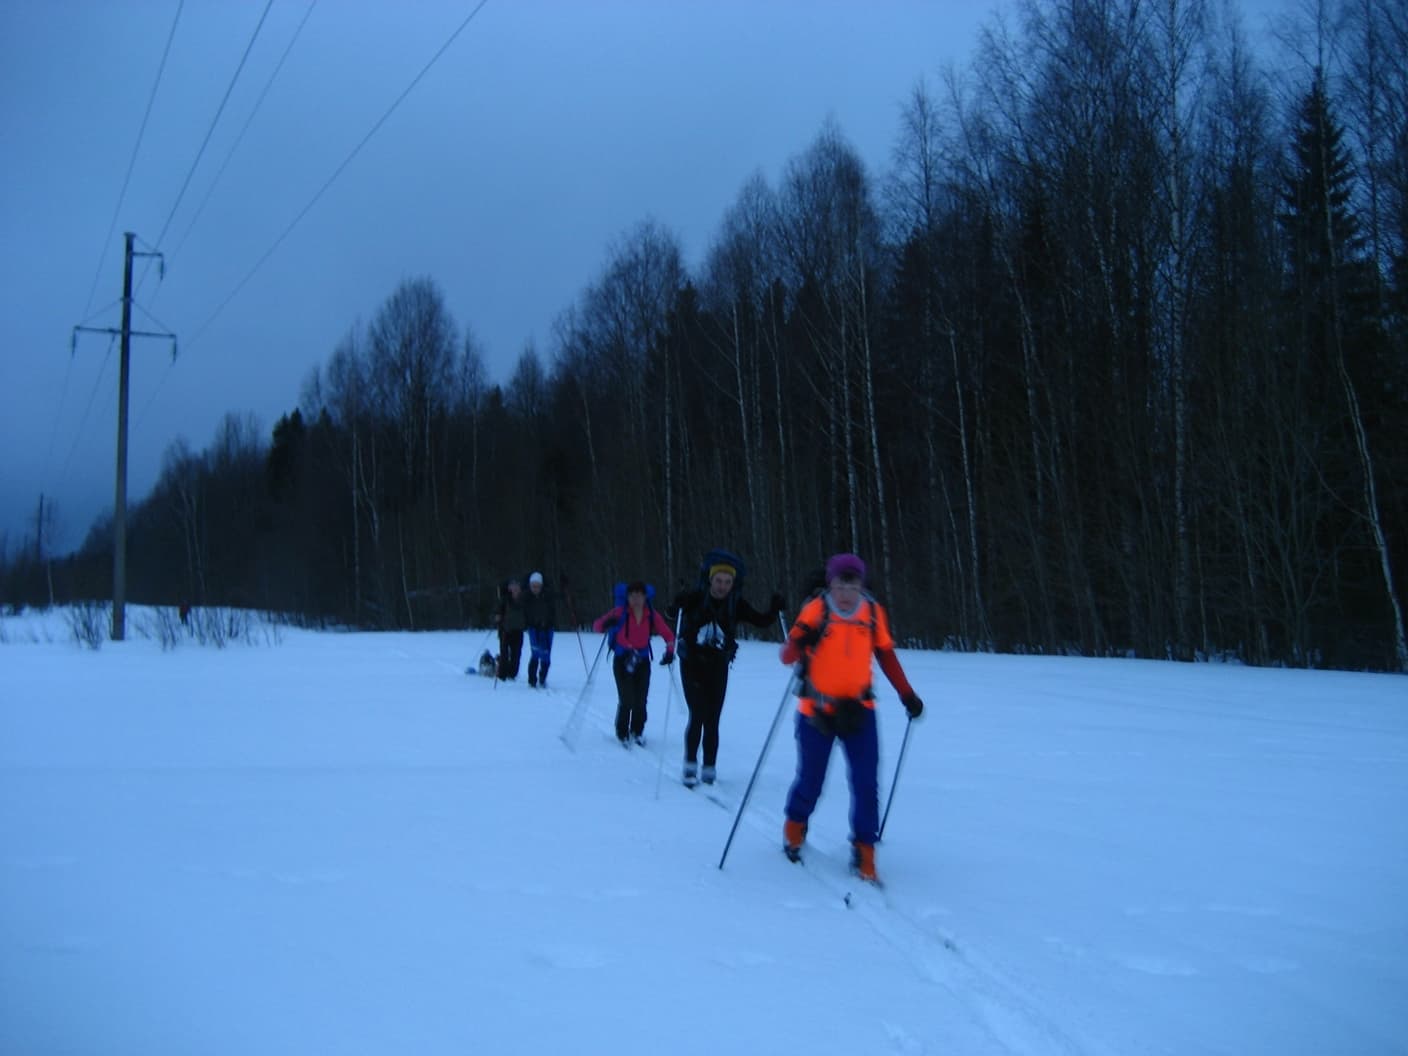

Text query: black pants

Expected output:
[611,653,651,739]
[497,629,524,679]
[682,657,729,766]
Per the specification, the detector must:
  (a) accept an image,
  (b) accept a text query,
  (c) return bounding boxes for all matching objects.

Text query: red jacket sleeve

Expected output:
[779,597,825,665]
[876,648,914,698]
[592,606,622,634]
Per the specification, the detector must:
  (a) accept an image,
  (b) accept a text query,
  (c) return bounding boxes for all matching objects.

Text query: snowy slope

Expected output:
[2,609,1405,1055]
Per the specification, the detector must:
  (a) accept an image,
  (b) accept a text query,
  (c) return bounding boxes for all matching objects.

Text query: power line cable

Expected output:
[42,344,80,487]
[134,301,179,340]
[185,0,493,350]
[169,0,320,261]
[130,0,493,456]
[57,334,119,489]
[44,297,122,493]
[76,299,124,330]
[137,0,308,411]
[147,0,277,259]
[80,0,185,318]
[131,302,183,435]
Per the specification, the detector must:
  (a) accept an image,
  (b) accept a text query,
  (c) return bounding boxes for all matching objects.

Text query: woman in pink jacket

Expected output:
[593,581,676,746]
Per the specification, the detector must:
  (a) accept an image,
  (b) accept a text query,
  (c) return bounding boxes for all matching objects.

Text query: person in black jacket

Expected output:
[671,556,783,786]
[494,578,527,680]
[522,571,556,688]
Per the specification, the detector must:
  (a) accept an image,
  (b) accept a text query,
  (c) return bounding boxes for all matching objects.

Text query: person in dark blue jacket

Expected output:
[522,572,556,688]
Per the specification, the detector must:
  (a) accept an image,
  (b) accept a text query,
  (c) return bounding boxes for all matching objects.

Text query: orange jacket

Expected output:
[780,593,913,716]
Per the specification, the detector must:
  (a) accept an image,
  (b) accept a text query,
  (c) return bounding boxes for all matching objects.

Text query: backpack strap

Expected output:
[612,588,658,659]
[795,595,877,699]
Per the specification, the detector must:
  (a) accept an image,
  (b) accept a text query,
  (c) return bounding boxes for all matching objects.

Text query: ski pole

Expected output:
[653,609,685,800]
[716,608,793,867]
[558,633,609,751]
[465,627,495,674]
[558,574,590,674]
[718,668,797,871]
[877,716,914,842]
[492,582,505,689]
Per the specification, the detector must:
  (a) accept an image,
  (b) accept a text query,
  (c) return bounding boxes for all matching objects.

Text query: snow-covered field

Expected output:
[2,607,1405,1055]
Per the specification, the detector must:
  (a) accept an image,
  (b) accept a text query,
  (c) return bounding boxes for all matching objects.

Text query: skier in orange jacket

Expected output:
[779,553,923,883]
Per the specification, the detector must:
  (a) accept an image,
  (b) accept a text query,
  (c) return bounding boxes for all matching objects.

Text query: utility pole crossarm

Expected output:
[74,325,176,342]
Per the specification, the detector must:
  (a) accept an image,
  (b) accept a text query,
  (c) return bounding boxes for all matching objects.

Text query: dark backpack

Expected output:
[699,547,747,623]
[698,548,747,594]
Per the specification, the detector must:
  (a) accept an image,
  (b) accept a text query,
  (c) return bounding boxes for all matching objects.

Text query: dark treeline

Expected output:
[6,0,1406,671]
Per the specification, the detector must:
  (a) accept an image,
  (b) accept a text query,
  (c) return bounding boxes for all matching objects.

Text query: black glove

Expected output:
[902,692,924,720]
[660,651,675,666]
[769,592,786,616]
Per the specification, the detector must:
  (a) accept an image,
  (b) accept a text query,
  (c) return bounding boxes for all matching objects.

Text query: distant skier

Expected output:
[779,553,923,884]
[494,578,527,681]
[523,571,556,688]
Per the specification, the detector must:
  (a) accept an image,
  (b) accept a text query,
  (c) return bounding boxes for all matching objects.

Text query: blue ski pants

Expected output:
[528,627,554,663]
[784,708,880,845]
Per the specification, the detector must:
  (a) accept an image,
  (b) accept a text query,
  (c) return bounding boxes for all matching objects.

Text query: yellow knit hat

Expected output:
[708,562,737,579]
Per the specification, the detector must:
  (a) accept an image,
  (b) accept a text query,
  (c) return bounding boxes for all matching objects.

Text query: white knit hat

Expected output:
[529,571,544,586]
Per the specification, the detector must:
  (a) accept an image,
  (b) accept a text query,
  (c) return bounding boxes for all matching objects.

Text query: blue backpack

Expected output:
[698,548,747,595]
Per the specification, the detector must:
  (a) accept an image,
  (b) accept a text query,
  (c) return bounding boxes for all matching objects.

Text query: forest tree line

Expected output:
[5,0,1406,672]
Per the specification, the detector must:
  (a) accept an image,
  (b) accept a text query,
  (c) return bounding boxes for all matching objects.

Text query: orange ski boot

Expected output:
[851,841,880,884]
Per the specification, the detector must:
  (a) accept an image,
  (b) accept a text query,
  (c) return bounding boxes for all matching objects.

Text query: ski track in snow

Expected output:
[764,822,1105,1056]
[455,640,1119,1056]
[538,665,1113,1056]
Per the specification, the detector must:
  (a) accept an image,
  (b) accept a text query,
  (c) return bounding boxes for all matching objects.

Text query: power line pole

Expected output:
[34,493,55,608]
[72,231,175,641]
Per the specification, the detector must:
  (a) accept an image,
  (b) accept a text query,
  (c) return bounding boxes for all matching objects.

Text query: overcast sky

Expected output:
[2,0,1285,557]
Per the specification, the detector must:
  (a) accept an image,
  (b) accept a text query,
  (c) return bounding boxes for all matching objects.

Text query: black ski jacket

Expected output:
[672,588,778,665]
[522,588,556,631]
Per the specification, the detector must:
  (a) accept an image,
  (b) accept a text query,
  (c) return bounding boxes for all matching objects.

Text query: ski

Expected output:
[688,780,890,901]
[780,844,878,906]
[683,782,730,810]
[684,782,732,811]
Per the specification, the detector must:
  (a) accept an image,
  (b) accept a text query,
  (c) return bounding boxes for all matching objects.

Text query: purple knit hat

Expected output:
[825,552,866,583]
